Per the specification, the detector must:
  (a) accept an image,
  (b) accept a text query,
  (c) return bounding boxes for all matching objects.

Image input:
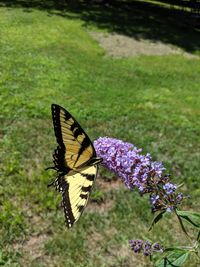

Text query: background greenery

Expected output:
[0,1,199,266]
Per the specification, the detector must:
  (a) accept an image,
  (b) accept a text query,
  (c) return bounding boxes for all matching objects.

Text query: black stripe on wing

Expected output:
[51,173,75,228]
[52,104,66,148]
[51,105,69,171]
[52,146,71,173]
[62,183,76,228]
[74,136,92,166]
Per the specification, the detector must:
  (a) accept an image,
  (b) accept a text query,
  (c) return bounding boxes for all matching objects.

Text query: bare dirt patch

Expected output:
[90,32,198,58]
[97,177,123,192]
[86,230,104,255]
[23,234,48,258]
[87,177,122,213]
[12,202,54,266]
[13,233,49,266]
[112,243,151,267]
[88,198,114,213]
[87,232,150,267]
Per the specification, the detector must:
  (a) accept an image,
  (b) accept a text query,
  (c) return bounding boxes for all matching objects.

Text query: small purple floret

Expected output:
[152,243,164,253]
[129,239,143,253]
[163,182,177,195]
[166,206,174,213]
[176,193,184,204]
[150,195,159,205]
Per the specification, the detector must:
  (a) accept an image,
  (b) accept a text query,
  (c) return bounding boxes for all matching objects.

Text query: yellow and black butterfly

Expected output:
[48,104,102,228]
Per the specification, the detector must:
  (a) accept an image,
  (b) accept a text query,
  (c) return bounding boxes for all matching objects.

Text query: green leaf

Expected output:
[197,230,200,242]
[176,210,200,228]
[164,247,188,253]
[149,211,166,231]
[156,251,189,267]
[175,211,189,237]
[177,210,200,219]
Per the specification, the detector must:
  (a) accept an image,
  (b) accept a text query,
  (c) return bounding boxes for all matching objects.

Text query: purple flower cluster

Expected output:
[94,137,165,191]
[129,239,164,256]
[94,137,184,212]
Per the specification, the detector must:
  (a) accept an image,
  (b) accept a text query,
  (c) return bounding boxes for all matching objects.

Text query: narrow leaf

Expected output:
[164,247,188,253]
[197,230,200,242]
[156,251,189,267]
[177,210,200,219]
[175,212,189,237]
[149,211,166,231]
[172,252,189,266]
[176,210,200,228]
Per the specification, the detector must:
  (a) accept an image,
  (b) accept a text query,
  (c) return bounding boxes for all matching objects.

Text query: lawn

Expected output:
[0,1,200,267]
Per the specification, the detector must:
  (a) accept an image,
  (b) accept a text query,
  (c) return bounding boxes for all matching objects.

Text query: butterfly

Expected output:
[48,104,102,228]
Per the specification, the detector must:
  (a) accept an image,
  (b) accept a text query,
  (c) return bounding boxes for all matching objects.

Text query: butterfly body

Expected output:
[48,104,102,228]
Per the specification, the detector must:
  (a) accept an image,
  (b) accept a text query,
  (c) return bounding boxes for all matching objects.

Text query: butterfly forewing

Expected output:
[51,104,96,170]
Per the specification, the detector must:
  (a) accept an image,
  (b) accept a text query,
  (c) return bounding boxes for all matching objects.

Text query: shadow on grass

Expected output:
[0,0,199,54]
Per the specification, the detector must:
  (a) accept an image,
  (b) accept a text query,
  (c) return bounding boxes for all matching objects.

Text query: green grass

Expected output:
[0,2,200,267]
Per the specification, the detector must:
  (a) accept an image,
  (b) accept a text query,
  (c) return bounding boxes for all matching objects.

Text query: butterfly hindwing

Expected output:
[62,165,97,228]
[51,104,96,170]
